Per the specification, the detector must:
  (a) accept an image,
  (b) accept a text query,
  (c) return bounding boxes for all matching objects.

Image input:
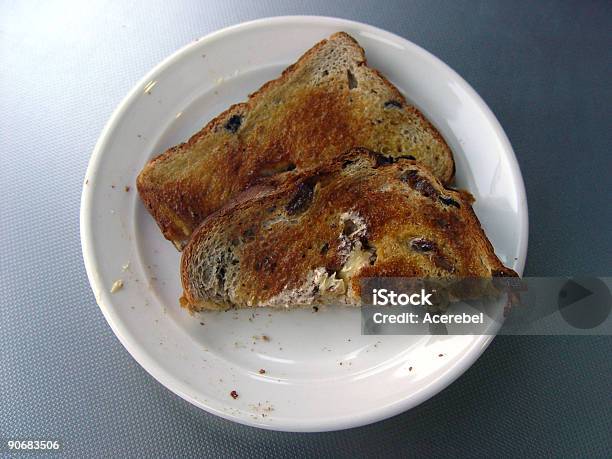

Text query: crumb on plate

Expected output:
[110,279,124,293]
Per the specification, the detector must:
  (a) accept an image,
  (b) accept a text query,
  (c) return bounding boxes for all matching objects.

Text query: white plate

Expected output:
[81,16,528,432]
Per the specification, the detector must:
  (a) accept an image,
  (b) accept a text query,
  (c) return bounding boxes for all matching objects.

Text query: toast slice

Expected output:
[137,32,454,249]
[180,148,515,312]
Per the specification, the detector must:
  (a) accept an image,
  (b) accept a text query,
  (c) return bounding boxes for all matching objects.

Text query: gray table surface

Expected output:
[1,0,611,457]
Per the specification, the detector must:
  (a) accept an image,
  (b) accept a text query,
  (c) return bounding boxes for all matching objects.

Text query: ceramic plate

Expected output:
[81,16,528,432]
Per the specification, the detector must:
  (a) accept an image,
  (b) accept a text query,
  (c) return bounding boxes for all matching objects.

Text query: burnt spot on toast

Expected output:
[285,178,316,215]
[374,154,395,167]
[224,114,242,133]
[374,153,416,167]
[439,195,461,208]
[384,100,402,109]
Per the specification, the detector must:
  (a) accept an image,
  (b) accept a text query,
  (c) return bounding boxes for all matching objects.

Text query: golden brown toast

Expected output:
[137,32,454,249]
[180,148,515,311]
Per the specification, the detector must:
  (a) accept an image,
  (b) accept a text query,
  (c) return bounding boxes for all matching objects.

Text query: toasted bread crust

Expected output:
[181,148,515,311]
[138,32,454,248]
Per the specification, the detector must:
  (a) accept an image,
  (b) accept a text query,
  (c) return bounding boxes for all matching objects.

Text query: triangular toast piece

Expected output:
[180,148,514,311]
[137,32,454,249]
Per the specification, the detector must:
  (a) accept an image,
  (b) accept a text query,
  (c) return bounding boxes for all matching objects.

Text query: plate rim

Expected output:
[80,15,528,432]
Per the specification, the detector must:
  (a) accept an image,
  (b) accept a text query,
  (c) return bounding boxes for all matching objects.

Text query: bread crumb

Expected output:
[124,186,130,192]
[110,279,124,293]
[249,401,274,414]
[122,262,130,271]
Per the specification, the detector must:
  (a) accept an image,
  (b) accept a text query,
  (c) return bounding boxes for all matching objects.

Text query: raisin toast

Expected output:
[180,148,515,311]
[138,32,454,249]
